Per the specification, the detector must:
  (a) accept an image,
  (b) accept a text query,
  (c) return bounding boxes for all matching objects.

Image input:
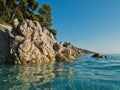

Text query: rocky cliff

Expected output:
[0,19,91,64]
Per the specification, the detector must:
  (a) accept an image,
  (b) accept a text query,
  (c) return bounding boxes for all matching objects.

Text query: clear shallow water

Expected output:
[0,54,120,90]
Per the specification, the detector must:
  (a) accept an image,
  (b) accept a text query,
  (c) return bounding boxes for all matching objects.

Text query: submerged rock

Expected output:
[0,19,90,64]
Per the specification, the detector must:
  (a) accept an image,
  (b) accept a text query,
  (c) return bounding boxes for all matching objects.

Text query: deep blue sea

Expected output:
[0,54,120,90]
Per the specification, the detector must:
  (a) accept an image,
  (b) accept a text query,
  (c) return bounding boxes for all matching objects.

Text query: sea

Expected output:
[0,54,120,90]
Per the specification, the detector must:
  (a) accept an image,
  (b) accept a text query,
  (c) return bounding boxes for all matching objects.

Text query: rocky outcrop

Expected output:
[92,53,107,59]
[54,42,84,61]
[9,19,57,64]
[0,19,88,64]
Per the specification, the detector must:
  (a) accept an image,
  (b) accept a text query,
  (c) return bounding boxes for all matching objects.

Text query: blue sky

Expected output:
[37,0,120,53]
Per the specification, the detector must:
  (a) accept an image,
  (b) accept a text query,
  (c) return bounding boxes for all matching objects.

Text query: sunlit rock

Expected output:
[0,19,89,64]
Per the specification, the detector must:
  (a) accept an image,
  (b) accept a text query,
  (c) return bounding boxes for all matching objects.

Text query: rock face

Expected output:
[54,42,84,61]
[0,24,12,63]
[0,19,87,64]
[92,53,107,59]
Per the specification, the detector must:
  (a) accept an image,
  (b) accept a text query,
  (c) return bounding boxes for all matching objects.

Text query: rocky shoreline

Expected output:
[0,19,92,64]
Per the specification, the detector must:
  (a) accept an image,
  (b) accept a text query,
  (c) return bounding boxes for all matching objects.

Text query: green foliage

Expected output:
[0,0,57,37]
[49,29,57,39]
[38,4,52,29]
[16,10,24,20]
[81,49,94,54]
[0,17,10,25]
[27,0,39,11]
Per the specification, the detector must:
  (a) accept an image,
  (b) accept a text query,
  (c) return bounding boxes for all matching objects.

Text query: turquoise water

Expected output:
[0,54,120,90]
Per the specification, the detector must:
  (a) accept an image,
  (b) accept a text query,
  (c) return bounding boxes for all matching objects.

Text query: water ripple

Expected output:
[0,54,120,90]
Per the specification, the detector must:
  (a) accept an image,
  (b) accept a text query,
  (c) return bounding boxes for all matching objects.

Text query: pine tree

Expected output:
[10,0,39,21]
[38,4,52,29]
[0,0,57,37]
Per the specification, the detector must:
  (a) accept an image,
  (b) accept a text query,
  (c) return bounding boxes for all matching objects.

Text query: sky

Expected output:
[37,0,120,53]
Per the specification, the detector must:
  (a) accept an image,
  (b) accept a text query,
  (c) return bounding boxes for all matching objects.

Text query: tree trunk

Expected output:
[10,5,19,23]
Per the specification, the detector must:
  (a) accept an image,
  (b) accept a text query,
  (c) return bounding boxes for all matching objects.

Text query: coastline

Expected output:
[0,19,93,64]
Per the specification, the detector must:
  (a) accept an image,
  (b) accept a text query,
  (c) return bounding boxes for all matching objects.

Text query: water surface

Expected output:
[0,54,120,90]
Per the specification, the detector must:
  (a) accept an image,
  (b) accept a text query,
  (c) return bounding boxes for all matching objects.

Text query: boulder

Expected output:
[54,42,84,62]
[92,53,107,58]
[53,42,63,52]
